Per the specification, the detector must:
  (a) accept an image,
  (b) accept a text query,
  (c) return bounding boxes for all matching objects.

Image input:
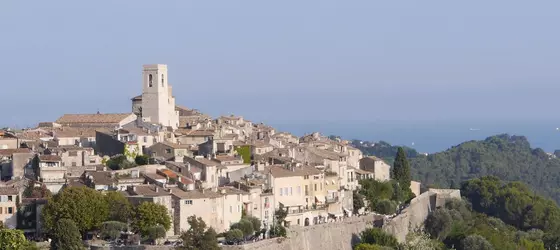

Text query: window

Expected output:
[305,185,309,196]
[185,200,193,205]
[289,187,292,196]
[161,74,165,86]
[69,151,78,157]
[297,186,301,195]
[143,136,147,143]
[7,195,12,202]
[314,184,317,191]
[237,194,240,201]
[8,207,13,214]
[265,210,269,219]
[165,149,172,154]
[149,74,153,87]
[279,188,283,196]
[89,160,96,164]
[304,175,309,180]
[284,187,288,196]
[71,162,77,167]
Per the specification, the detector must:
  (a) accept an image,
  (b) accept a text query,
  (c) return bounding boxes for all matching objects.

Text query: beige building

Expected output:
[0,148,34,180]
[175,129,214,146]
[0,186,19,229]
[251,142,274,156]
[47,146,99,167]
[234,180,275,232]
[265,165,328,226]
[147,142,192,162]
[359,156,391,181]
[0,131,19,149]
[169,185,247,234]
[38,155,66,193]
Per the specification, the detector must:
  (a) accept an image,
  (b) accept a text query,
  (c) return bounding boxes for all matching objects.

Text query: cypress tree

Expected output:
[393,147,412,194]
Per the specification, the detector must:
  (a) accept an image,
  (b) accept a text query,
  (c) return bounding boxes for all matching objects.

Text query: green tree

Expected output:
[374,199,397,215]
[42,187,109,234]
[99,221,127,241]
[425,209,453,240]
[245,216,262,233]
[392,147,412,195]
[104,191,134,223]
[234,145,252,164]
[145,225,167,244]
[132,202,171,237]
[177,216,219,250]
[459,234,494,250]
[225,229,244,243]
[353,190,365,213]
[135,155,149,165]
[359,228,399,248]
[230,219,254,239]
[0,229,33,250]
[354,243,393,250]
[50,219,84,250]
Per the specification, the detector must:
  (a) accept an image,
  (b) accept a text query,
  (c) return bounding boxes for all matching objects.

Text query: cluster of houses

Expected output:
[0,64,419,240]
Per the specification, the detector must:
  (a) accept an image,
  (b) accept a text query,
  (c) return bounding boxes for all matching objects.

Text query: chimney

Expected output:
[187,163,191,172]
[103,167,107,171]
[169,188,173,194]
[177,176,182,183]
[220,189,226,194]
[132,186,136,192]
[155,186,159,193]
[202,189,205,194]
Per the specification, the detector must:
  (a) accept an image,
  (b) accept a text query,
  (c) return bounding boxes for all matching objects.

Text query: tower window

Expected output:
[161,74,165,86]
[149,74,153,87]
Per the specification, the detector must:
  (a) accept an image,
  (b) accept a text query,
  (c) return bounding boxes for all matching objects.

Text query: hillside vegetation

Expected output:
[406,134,560,204]
[351,140,419,165]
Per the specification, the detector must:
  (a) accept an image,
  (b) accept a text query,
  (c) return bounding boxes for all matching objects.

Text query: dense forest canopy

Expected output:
[352,134,560,204]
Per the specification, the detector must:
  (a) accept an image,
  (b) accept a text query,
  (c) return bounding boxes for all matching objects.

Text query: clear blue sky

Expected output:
[1,0,560,129]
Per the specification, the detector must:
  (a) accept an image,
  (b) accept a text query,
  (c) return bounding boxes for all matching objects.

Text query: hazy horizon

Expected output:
[2,0,560,152]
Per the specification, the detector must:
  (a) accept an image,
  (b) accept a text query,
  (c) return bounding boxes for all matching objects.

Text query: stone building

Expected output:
[359,156,391,182]
[131,64,180,129]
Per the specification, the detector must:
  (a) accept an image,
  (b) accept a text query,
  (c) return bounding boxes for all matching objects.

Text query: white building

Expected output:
[141,64,180,130]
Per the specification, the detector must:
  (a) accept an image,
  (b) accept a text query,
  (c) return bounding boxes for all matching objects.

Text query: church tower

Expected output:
[141,64,179,129]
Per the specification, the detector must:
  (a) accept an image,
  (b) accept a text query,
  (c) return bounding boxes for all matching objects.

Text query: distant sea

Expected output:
[270,120,560,154]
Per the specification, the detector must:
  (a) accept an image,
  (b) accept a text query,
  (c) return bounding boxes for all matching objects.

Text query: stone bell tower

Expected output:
[141,64,179,129]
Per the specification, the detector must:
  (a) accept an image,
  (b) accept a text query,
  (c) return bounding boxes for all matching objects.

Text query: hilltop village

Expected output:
[0,64,425,247]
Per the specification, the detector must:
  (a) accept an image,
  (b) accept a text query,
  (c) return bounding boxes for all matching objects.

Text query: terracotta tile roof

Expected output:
[0,148,33,157]
[53,128,98,138]
[348,166,373,175]
[214,155,242,162]
[83,171,116,186]
[174,129,215,137]
[306,146,347,160]
[128,184,171,197]
[218,186,249,195]
[0,187,19,195]
[159,141,191,149]
[55,113,134,124]
[265,165,322,178]
[169,187,222,199]
[38,155,62,162]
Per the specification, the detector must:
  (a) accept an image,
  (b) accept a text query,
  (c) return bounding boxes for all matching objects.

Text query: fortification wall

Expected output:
[381,189,461,242]
[221,189,461,249]
[221,215,382,250]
